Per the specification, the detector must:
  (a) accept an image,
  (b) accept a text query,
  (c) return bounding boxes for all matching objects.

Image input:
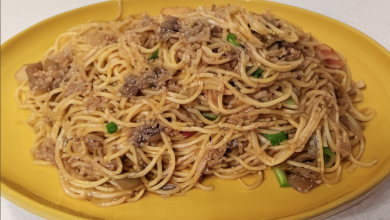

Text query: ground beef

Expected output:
[225,114,241,125]
[206,147,227,167]
[180,18,210,42]
[253,32,276,47]
[211,5,225,19]
[137,14,160,29]
[119,68,172,98]
[51,78,63,90]
[84,133,104,151]
[52,46,74,71]
[227,139,249,149]
[252,89,280,102]
[147,67,172,89]
[163,126,181,137]
[215,49,240,72]
[267,47,289,58]
[260,9,280,28]
[210,25,222,38]
[129,125,162,147]
[166,80,181,93]
[86,32,117,46]
[100,159,118,171]
[160,15,181,40]
[119,74,146,98]
[84,95,111,111]
[65,80,90,97]
[84,96,101,111]
[31,138,56,163]
[267,42,302,61]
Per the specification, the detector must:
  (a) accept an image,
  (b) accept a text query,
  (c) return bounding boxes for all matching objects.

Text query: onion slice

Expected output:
[355,79,366,89]
[340,114,362,139]
[14,64,29,82]
[161,6,191,16]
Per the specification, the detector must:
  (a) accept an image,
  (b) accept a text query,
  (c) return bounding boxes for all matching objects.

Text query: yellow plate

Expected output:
[2,0,390,219]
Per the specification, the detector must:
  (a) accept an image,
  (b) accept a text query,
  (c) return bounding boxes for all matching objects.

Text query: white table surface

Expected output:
[1,0,390,219]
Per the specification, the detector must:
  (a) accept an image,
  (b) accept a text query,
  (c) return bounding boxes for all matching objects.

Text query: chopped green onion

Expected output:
[285,97,294,105]
[227,33,241,46]
[323,147,336,168]
[272,165,291,187]
[201,113,219,121]
[264,131,288,146]
[148,49,159,60]
[246,66,263,78]
[106,122,118,134]
[252,68,263,78]
[324,154,331,164]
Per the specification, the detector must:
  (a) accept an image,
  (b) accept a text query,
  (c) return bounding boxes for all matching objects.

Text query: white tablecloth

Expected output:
[1,0,390,219]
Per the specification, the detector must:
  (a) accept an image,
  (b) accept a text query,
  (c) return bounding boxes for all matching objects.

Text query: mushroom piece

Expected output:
[110,178,142,190]
[287,174,320,193]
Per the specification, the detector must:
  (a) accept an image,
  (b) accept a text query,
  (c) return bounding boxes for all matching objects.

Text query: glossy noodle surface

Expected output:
[14,4,376,206]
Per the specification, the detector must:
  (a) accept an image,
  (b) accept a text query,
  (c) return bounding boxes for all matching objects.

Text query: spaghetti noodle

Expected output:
[14,4,376,206]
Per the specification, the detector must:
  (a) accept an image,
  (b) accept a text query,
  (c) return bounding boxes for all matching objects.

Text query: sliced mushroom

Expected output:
[289,167,320,180]
[110,178,142,190]
[287,174,320,193]
[292,153,315,163]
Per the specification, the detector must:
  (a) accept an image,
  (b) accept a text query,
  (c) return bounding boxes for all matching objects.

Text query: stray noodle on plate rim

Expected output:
[13,1,377,206]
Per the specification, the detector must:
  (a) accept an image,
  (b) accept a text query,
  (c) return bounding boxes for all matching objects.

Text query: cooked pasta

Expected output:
[14,3,376,206]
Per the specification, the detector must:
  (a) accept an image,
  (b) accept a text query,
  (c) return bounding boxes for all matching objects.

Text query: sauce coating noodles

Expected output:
[14,4,376,206]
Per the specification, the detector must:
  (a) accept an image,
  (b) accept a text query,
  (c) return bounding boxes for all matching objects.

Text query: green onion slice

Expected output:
[201,113,219,121]
[323,147,336,168]
[148,49,159,60]
[246,66,263,78]
[285,97,294,105]
[252,68,263,78]
[106,122,118,134]
[272,165,291,187]
[227,33,241,46]
[264,131,288,146]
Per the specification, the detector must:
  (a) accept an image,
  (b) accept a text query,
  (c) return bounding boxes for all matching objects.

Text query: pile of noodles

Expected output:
[14,4,376,206]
